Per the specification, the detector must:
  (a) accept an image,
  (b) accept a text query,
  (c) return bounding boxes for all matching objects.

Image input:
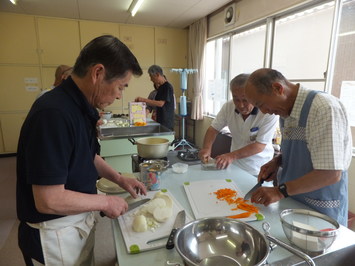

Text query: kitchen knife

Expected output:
[244,173,273,200]
[243,179,265,200]
[100,198,150,217]
[166,210,186,249]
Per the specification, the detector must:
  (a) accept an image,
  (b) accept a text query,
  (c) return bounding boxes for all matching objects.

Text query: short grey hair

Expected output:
[230,73,250,91]
[148,65,163,76]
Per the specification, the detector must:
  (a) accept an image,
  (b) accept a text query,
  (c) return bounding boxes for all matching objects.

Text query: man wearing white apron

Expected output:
[16,35,146,265]
[244,68,352,226]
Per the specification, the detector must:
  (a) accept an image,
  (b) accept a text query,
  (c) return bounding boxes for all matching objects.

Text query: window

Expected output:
[230,25,266,78]
[329,0,355,147]
[204,37,230,116]
[204,1,335,116]
[272,2,334,90]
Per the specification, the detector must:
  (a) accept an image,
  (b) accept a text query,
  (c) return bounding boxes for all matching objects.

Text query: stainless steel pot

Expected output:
[129,137,170,158]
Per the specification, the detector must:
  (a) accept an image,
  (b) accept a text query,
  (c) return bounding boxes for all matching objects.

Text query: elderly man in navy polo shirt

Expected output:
[16,35,146,265]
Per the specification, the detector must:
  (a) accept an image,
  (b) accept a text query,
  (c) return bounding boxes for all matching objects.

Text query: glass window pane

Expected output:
[296,81,325,91]
[329,0,355,145]
[230,25,266,76]
[204,37,230,116]
[272,2,334,79]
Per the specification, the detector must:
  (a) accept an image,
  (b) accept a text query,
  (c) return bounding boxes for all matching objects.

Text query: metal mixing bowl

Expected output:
[280,209,339,253]
[174,217,269,266]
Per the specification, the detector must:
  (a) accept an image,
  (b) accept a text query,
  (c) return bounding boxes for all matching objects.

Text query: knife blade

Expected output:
[244,173,274,200]
[166,210,186,249]
[243,179,265,200]
[100,198,150,217]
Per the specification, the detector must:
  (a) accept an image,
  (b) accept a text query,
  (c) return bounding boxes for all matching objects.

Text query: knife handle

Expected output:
[166,228,177,249]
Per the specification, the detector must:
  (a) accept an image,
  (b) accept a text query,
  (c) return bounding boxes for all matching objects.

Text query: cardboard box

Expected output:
[129,102,147,125]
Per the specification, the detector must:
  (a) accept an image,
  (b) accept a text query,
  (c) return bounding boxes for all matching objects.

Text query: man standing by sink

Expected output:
[135,65,175,130]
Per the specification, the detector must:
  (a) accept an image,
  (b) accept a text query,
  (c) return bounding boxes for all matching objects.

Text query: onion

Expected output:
[132,215,148,232]
[153,206,173,222]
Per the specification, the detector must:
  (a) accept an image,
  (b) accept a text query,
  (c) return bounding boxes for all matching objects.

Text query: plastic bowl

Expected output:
[172,163,188,174]
[280,209,339,253]
[102,111,112,120]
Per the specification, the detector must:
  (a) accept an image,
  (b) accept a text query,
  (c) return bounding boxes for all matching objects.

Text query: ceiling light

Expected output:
[9,0,17,5]
[128,0,145,17]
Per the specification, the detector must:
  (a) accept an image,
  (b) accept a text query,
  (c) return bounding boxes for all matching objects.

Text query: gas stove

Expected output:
[131,150,201,172]
[131,154,168,173]
[177,149,200,161]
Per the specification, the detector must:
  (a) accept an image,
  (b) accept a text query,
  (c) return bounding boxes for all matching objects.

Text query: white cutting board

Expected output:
[117,190,192,254]
[184,179,264,222]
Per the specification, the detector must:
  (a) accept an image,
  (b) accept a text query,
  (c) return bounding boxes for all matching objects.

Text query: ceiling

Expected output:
[0,0,234,29]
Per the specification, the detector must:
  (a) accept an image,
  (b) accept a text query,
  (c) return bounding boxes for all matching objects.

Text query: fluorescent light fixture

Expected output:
[9,0,17,5]
[129,0,145,17]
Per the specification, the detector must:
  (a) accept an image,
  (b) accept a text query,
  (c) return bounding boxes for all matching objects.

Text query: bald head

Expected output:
[247,68,287,95]
[245,68,296,117]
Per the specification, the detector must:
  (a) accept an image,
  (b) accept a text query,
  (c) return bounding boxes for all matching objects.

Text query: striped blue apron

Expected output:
[279,90,348,226]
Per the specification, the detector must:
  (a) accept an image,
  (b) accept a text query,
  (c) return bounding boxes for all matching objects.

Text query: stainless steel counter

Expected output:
[110,163,355,265]
[99,121,173,140]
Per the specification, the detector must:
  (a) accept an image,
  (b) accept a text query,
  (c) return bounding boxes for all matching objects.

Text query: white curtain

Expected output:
[188,17,207,120]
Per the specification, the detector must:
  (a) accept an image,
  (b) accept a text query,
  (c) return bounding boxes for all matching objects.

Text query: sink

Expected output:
[270,244,355,266]
[99,124,174,139]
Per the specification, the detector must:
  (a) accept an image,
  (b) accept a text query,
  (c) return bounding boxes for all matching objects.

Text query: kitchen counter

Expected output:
[98,119,175,173]
[110,163,355,265]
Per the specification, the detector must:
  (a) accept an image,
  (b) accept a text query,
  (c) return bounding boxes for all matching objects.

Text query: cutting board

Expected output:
[184,179,264,222]
[96,173,137,194]
[117,190,192,254]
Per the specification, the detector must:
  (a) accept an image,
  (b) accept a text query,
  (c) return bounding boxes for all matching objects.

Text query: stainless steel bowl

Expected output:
[174,217,269,266]
[280,209,339,253]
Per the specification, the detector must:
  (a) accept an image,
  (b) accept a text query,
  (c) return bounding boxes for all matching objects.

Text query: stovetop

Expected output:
[131,150,201,172]
[177,149,200,161]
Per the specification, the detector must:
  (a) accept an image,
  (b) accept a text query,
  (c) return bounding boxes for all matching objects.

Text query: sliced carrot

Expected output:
[228,212,253,219]
[213,188,259,215]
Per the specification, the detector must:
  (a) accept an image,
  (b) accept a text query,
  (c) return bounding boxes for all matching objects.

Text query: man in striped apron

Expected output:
[244,68,352,226]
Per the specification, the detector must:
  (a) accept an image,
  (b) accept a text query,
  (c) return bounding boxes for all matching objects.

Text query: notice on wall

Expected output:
[340,81,355,126]
[24,77,39,92]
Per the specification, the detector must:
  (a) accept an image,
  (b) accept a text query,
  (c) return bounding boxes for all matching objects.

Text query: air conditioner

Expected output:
[224,4,236,27]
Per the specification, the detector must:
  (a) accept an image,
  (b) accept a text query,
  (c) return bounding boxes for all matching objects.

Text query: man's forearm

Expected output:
[230,142,266,160]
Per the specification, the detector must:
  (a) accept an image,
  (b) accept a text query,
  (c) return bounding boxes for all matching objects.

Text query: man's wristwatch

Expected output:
[278,183,289,198]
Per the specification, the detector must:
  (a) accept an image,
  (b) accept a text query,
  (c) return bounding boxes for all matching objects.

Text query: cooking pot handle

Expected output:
[262,222,315,266]
[128,138,136,145]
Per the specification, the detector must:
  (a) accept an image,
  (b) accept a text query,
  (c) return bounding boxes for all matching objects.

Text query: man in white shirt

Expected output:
[199,74,278,176]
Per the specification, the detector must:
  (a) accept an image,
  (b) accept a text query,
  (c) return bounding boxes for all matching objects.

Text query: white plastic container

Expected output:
[172,163,188,174]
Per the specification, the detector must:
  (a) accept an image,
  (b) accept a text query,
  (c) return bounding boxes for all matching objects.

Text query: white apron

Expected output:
[27,212,96,266]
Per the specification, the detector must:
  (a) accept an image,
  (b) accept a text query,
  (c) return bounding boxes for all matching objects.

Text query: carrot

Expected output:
[213,188,259,216]
[237,202,259,213]
[228,212,253,219]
